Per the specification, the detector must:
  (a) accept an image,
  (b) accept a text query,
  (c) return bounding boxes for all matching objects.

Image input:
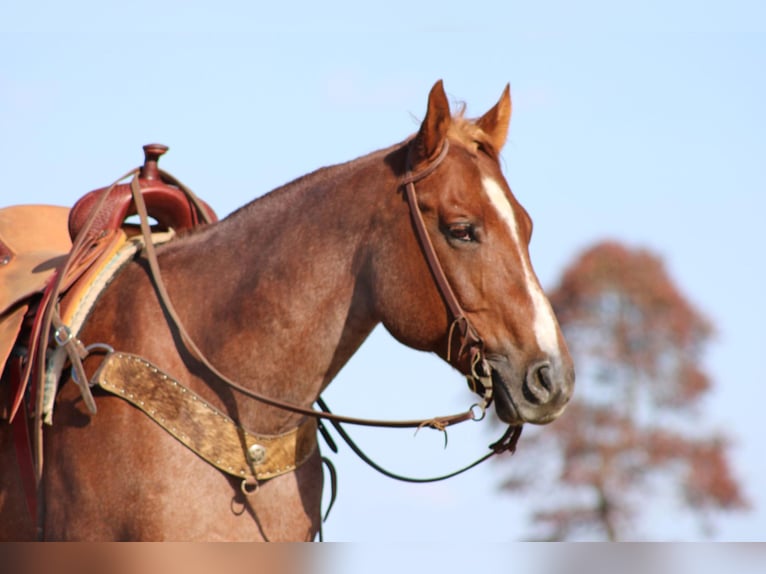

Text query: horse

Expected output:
[0,80,574,541]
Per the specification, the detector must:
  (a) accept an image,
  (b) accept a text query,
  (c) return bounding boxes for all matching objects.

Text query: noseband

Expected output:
[400,140,493,406]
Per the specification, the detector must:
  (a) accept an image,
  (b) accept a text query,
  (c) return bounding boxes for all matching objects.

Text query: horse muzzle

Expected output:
[488,356,574,425]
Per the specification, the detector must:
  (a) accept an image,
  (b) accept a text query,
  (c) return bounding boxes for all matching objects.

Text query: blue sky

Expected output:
[2,0,764,544]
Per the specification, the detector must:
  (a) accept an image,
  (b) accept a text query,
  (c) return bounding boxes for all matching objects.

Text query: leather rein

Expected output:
[57,140,522,489]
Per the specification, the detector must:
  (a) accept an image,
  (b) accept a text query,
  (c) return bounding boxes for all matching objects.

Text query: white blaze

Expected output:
[482,177,561,357]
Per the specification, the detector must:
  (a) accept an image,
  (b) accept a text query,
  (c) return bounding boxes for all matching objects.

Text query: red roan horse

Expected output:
[0,81,574,540]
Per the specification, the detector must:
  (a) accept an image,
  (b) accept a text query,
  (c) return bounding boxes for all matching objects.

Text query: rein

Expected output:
[126,158,491,432]
[317,397,522,484]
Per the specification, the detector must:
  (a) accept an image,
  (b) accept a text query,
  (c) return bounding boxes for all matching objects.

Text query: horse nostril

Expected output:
[523,362,553,405]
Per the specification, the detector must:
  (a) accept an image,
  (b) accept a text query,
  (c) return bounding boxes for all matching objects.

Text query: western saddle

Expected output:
[3,146,322,524]
[0,144,217,505]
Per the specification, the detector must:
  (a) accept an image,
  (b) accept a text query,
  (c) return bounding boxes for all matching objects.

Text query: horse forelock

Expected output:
[447,106,501,159]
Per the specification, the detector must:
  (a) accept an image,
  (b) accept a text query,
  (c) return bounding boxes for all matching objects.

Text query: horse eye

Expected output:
[447,223,476,243]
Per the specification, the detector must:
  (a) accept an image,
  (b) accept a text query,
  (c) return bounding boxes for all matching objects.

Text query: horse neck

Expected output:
[158,146,402,429]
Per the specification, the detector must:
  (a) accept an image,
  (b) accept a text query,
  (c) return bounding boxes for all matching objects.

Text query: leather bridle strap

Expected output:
[401,140,468,325]
[401,141,467,327]
[400,141,491,398]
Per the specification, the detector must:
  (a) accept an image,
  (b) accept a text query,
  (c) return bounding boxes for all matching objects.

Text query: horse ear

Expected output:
[412,80,451,164]
[476,84,512,153]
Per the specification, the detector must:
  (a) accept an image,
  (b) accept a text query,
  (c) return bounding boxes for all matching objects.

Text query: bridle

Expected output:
[400,139,493,406]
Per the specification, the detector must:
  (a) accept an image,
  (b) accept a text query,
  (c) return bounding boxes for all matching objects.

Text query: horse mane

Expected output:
[220,144,400,226]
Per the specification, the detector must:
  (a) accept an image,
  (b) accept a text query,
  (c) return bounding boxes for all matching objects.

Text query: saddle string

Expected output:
[23,168,141,483]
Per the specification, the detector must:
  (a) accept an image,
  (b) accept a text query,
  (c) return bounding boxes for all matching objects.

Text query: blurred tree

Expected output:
[500,241,748,540]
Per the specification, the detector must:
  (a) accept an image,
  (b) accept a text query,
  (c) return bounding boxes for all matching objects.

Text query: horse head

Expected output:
[374,81,574,426]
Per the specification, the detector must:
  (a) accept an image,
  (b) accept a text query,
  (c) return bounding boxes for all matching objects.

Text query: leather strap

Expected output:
[401,141,492,397]
[400,142,465,324]
[25,168,142,482]
[403,142,477,335]
[8,356,37,520]
[93,352,317,481]
[317,397,523,483]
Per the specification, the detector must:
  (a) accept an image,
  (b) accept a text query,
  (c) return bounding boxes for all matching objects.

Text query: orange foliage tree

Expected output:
[500,241,748,540]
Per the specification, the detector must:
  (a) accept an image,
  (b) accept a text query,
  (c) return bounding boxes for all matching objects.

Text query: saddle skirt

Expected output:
[1,144,218,425]
[0,205,72,388]
[0,202,177,421]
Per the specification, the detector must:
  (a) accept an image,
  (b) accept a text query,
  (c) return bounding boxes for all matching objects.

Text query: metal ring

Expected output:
[241,476,259,496]
[84,343,115,355]
[71,344,115,387]
[469,402,487,422]
[54,325,73,346]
